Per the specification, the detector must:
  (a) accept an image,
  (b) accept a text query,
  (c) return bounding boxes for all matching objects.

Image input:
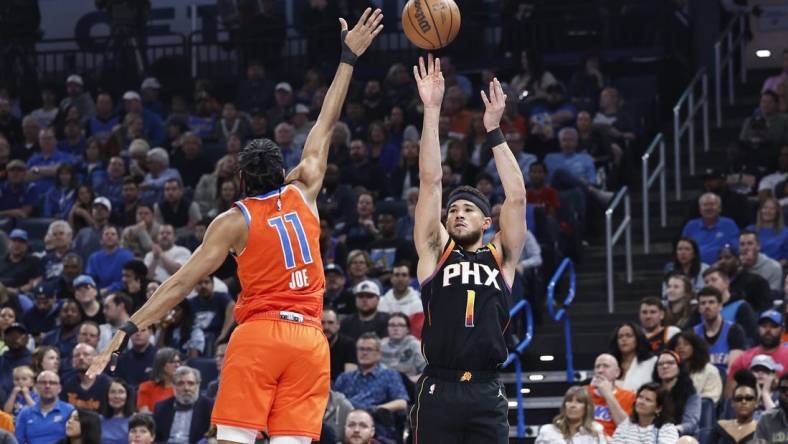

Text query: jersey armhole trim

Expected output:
[487,243,513,294]
[418,239,455,289]
[234,201,251,226]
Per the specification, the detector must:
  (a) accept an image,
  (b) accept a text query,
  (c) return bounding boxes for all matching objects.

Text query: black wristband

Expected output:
[119,321,139,336]
[483,127,505,151]
[340,29,358,66]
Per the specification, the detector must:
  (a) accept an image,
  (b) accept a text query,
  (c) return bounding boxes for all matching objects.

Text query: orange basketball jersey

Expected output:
[233,184,325,323]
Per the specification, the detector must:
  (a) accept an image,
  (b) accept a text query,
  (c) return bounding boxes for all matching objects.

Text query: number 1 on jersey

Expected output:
[267,212,314,270]
[465,290,475,327]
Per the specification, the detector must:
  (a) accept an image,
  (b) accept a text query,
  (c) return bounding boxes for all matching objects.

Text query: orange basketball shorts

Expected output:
[211,314,330,439]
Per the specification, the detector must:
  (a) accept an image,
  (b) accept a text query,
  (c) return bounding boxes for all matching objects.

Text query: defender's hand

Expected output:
[414,54,444,109]
[481,78,507,131]
[340,8,384,58]
[86,331,126,378]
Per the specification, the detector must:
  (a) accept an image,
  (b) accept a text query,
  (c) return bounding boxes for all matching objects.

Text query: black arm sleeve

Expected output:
[726,323,748,351]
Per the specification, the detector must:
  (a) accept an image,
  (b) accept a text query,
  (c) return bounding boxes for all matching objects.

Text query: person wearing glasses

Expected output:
[135,347,180,414]
[380,312,426,384]
[707,381,758,444]
[651,350,701,436]
[753,373,788,443]
[14,370,75,444]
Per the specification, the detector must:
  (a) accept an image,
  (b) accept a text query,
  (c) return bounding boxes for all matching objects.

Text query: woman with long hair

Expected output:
[136,347,181,413]
[209,179,240,218]
[611,383,679,444]
[68,184,95,233]
[100,379,136,444]
[707,381,758,444]
[663,273,696,330]
[663,237,708,291]
[609,323,656,391]
[651,350,701,436]
[156,300,205,358]
[42,163,77,219]
[30,346,60,376]
[56,408,102,444]
[193,154,239,216]
[746,197,788,263]
[667,331,723,403]
[0,305,18,354]
[510,50,557,101]
[535,385,607,444]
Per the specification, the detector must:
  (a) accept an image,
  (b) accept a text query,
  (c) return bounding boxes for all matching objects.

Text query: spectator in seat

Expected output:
[738,230,782,292]
[13,116,38,162]
[483,131,536,195]
[127,413,155,444]
[41,299,83,376]
[115,325,156,387]
[121,260,148,311]
[667,331,723,404]
[94,157,126,210]
[41,164,77,220]
[746,197,788,263]
[681,193,740,265]
[0,229,41,297]
[153,366,213,444]
[26,128,75,196]
[585,353,636,437]
[189,275,234,343]
[341,409,378,444]
[76,322,100,350]
[23,286,59,340]
[651,350,701,436]
[545,127,611,207]
[0,322,32,394]
[340,139,388,198]
[100,379,135,444]
[67,185,95,235]
[50,253,82,300]
[39,221,74,283]
[663,273,702,330]
[267,82,295,128]
[368,213,418,280]
[750,355,781,414]
[535,385,606,444]
[317,164,356,227]
[139,148,182,204]
[154,179,201,236]
[395,188,419,242]
[56,118,86,158]
[273,122,302,174]
[121,203,160,258]
[509,50,557,101]
[592,87,636,145]
[112,177,141,228]
[756,145,788,201]
[72,197,111,261]
[340,280,389,341]
[334,333,409,443]
[379,262,422,329]
[156,299,204,358]
[708,379,758,444]
[610,382,679,444]
[193,154,239,217]
[526,162,560,218]
[3,365,38,415]
[639,297,680,353]
[322,307,356,381]
[380,313,425,384]
[569,53,606,106]
[87,92,118,145]
[32,88,61,130]
[136,347,180,414]
[144,224,190,283]
[0,160,36,219]
[30,346,60,376]
[346,250,374,289]
[609,322,657,392]
[85,226,134,294]
[532,83,578,132]
[702,268,760,344]
[739,90,788,150]
[121,91,164,147]
[762,50,788,93]
[717,253,773,314]
[60,343,111,412]
[73,275,104,325]
[390,140,420,201]
[97,293,132,352]
[170,133,212,190]
[753,373,788,444]
[14,370,74,444]
[324,264,354,316]
[235,61,274,112]
[205,342,226,399]
[727,310,788,393]
[663,237,708,292]
[693,286,747,374]
[59,75,95,122]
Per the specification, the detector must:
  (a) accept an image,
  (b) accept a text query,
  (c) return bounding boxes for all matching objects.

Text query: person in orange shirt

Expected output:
[585,353,637,436]
[135,347,180,413]
[89,10,385,444]
[0,409,13,432]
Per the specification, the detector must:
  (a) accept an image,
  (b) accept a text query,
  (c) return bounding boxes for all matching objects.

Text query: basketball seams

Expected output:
[424,0,444,48]
[405,6,436,50]
[446,1,453,46]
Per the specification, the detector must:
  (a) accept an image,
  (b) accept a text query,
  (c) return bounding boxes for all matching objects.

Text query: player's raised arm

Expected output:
[287,8,383,203]
[484,79,527,282]
[87,207,247,377]
[413,54,450,282]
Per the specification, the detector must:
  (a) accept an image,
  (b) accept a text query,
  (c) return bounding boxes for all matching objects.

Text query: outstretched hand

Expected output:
[414,54,444,109]
[340,8,384,58]
[86,330,126,379]
[481,78,507,131]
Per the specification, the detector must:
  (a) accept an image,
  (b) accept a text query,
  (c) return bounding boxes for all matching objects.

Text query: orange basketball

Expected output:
[401,0,461,50]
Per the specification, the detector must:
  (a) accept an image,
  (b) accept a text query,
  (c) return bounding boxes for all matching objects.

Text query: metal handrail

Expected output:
[672,69,710,199]
[714,14,748,127]
[605,186,632,313]
[546,258,576,382]
[641,133,667,253]
[503,298,534,439]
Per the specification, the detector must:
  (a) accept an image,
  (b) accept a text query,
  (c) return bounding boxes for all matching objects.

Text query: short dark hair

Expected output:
[696,286,723,303]
[122,176,138,186]
[164,177,182,188]
[702,266,728,281]
[639,296,664,311]
[122,260,148,280]
[739,229,760,244]
[392,260,411,273]
[239,138,284,196]
[137,202,153,213]
[108,292,134,314]
[128,413,155,435]
[388,312,410,329]
[529,161,546,171]
[631,383,671,427]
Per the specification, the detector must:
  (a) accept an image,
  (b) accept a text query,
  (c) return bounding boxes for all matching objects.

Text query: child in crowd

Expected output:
[3,365,39,415]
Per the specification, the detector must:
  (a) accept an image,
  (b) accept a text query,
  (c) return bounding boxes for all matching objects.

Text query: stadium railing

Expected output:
[641,133,667,254]
[605,186,632,313]
[502,298,534,439]
[714,13,748,128]
[672,68,710,200]
[546,258,577,383]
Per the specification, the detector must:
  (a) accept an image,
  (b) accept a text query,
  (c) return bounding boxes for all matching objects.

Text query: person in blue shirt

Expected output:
[0,160,38,219]
[745,197,788,262]
[122,91,165,147]
[100,378,135,444]
[42,164,77,219]
[15,370,75,444]
[333,333,409,442]
[26,128,76,196]
[544,127,597,186]
[56,118,87,158]
[682,193,741,265]
[85,226,134,293]
[0,322,33,395]
[92,156,126,210]
[139,148,182,204]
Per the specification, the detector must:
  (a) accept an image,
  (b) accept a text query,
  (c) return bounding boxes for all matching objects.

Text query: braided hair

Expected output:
[238,138,285,197]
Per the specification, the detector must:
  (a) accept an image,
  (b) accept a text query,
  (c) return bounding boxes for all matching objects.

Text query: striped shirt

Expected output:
[611,419,678,444]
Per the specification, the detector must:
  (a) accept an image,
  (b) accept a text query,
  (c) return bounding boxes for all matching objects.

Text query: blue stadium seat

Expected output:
[185,357,219,392]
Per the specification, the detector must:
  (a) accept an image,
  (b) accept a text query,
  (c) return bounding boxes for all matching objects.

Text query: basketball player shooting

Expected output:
[87,9,384,444]
[409,54,527,443]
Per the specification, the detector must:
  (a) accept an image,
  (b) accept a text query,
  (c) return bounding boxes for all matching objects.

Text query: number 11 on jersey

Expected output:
[465,290,475,327]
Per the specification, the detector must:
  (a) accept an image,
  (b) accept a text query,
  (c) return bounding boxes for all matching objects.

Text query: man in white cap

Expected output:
[59,74,96,122]
[340,280,389,341]
[273,122,301,172]
[123,90,165,146]
[73,197,112,260]
[750,354,783,410]
[292,103,314,147]
[268,82,295,126]
[140,77,166,118]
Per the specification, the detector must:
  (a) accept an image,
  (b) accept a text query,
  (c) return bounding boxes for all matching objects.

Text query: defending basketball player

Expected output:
[87,9,384,444]
[409,55,527,443]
